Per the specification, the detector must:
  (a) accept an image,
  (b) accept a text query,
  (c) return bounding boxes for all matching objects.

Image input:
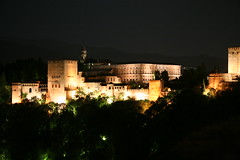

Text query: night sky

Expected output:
[1,0,240,68]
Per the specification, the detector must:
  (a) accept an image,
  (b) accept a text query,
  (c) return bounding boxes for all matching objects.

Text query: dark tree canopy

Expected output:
[1,87,240,160]
[3,58,47,83]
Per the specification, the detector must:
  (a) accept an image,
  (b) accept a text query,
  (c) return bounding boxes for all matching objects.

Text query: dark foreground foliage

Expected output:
[1,87,240,160]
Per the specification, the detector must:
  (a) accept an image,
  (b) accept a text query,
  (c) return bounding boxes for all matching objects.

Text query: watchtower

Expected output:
[228,47,240,74]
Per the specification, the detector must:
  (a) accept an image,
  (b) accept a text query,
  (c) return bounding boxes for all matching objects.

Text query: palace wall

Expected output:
[91,63,181,83]
[208,73,238,90]
[126,89,149,100]
[12,60,167,104]
[12,82,46,103]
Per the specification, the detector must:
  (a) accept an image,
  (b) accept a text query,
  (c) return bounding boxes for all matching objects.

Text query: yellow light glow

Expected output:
[100,135,107,141]
[71,90,76,99]
[123,92,131,100]
[203,89,209,96]
[56,96,66,104]
[107,98,113,104]
[135,93,147,100]
[12,98,22,104]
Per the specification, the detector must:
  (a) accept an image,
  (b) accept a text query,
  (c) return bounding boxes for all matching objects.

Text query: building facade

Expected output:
[12,82,47,104]
[87,63,181,83]
[12,60,169,104]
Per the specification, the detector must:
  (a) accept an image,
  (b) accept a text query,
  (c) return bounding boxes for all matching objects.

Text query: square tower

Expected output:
[228,47,240,74]
[48,60,78,103]
[149,80,163,101]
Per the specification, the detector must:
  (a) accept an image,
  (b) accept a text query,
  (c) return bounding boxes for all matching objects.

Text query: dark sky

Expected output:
[1,0,240,57]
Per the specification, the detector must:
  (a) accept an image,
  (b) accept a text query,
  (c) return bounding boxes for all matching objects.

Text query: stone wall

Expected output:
[12,82,46,103]
[208,73,238,90]
[126,89,149,100]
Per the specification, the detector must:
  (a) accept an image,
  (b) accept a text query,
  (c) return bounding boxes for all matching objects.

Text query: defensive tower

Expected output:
[48,60,78,103]
[228,47,240,74]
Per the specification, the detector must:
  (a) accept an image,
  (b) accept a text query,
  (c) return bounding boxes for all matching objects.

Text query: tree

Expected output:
[2,103,50,160]
[160,70,169,87]
[4,58,47,83]
[179,65,208,92]
[75,87,87,98]
[0,72,11,104]
[154,71,161,80]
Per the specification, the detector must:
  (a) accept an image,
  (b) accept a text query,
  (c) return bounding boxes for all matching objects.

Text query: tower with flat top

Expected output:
[48,60,79,103]
[228,47,240,74]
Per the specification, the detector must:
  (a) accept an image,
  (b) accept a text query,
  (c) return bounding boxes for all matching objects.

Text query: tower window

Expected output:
[29,88,32,93]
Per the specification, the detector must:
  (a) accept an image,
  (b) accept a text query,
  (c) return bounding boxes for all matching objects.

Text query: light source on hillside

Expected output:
[100,135,107,141]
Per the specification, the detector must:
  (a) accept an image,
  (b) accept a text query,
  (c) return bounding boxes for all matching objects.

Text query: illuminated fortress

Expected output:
[208,47,240,90]
[12,49,181,104]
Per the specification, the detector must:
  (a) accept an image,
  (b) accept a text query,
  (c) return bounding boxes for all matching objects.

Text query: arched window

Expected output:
[29,88,32,93]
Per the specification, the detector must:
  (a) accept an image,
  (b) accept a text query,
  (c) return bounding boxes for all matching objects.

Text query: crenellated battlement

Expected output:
[48,60,78,64]
[228,47,240,53]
